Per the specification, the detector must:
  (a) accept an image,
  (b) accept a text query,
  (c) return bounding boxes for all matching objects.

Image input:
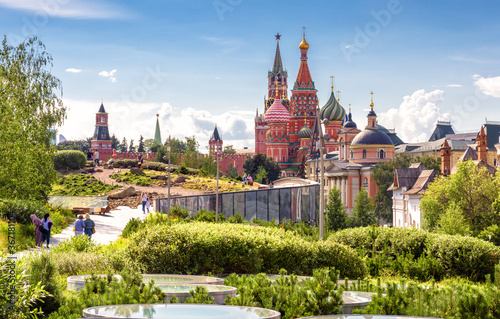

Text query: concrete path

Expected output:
[51,205,148,246]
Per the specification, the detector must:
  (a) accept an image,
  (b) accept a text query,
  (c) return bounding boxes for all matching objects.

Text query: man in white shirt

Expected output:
[94,150,100,166]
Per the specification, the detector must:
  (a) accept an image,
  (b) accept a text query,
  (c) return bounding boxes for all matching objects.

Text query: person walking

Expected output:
[86,149,94,161]
[141,192,147,214]
[146,197,151,214]
[137,153,143,169]
[40,213,53,248]
[94,150,100,166]
[74,215,85,236]
[84,213,95,238]
[30,214,43,247]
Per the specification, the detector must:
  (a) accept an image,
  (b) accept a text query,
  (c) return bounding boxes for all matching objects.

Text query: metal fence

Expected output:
[154,184,319,224]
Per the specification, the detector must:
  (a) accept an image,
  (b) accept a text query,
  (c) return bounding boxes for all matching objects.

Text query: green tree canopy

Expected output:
[222,145,236,154]
[421,160,500,234]
[243,154,281,182]
[56,138,91,153]
[348,187,377,228]
[0,36,66,200]
[137,135,145,152]
[373,153,441,222]
[325,187,347,231]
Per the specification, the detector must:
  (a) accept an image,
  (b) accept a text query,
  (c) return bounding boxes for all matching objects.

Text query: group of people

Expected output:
[30,213,53,248]
[74,213,95,238]
[86,149,100,166]
[242,174,253,186]
[141,192,151,214]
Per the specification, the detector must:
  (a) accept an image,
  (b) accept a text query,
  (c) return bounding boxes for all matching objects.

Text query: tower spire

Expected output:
[370,91,374,109]
[272,33,284,74]
[154,113,162,145]
[330,75,334,93]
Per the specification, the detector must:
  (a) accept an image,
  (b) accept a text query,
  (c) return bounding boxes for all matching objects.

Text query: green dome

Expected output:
[298,122,313,139]
[320,91,346,121]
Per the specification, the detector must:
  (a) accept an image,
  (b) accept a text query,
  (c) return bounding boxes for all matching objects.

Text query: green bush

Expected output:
[330,227,500,281]
[0,199,51,225]
[478,224,500,246]
[54,150,87,170]
[178,165,199,175]
[170,204,190,219]
[126,222,366,278]
[141,160,170,171]
[50,174,120,196]
[52,234,98,253]
[111,159,138,168]
[193,209,225,222]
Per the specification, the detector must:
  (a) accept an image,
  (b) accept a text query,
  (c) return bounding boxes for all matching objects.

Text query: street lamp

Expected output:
[213,151,221,221]
[163,136,172,217]
[316,107,331,241]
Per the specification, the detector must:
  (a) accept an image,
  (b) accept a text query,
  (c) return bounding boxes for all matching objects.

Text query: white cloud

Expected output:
[65,68,81,73]
[378,89,453,143]
[98,69,117,83]
[473,75,500,98]
[0,0,126,19]
[57,99,256,151]
[446,84,462,88]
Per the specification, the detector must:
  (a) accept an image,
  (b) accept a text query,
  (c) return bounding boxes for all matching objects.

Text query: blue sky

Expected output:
[1,0,500,150]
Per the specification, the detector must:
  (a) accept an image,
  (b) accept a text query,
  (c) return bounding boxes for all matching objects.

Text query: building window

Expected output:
[350,149,354,159]
[362,150,367,159]
[363,177,368,188]
[379,149,385,159]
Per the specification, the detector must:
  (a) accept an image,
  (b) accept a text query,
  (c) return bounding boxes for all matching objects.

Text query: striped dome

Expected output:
[298,122,313,139]
[320,91,346,121]
[265,99,291,124]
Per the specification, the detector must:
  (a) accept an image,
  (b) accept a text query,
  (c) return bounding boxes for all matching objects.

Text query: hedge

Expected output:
[126,222,367,279]
[329,227,500,281]
[54,150,86,170]
[0,199,51,225]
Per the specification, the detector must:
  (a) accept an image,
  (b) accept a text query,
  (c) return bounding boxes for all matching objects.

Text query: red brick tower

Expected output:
[289,30,318,166]
[440,139,451,176]
[91,102,112,152]
[255,33,288,155]
[477,125,488,163]
[209,124,223,155]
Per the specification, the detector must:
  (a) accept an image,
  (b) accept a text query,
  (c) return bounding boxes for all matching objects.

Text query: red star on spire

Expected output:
[275,33,281,41]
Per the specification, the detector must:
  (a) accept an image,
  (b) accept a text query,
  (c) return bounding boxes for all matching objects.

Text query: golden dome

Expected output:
[299,34,309,50]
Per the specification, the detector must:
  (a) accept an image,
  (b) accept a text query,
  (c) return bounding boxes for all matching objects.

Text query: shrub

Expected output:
[50,174,120,196]
[141,160,168,171]
[478,224,500,246]
[52,234,98,253]
[330,227,500,281]
[170,204,190,219]
[111,159,138,168]
[178,165,199,175]
[0,199,51,225]
[126,222,366,278]
[54,150,86,170]
[193,209,225,222]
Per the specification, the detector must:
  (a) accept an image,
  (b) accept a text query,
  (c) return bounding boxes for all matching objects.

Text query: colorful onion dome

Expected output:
[320,91,346,122]
[299,34,309,50]
[298,121,313,139]
[264,98,291,124]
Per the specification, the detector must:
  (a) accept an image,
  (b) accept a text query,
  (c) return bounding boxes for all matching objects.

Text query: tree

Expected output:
[421,160,499,233]
[255,166,268,184]
[137,135,145,153]
[120,137,128,153]
[199,155,217,176]
[111,134,119,150]
[224,164,239,179]
[325,187,347,231]
[223,145,236,154]
[56,138,91,153]
[373,153,441,223]
[128,139,135,152]
[143,138,158,152]
[348,187,377,227]
[243,154,281,182]
[0,36,67,200]
[436,202,470,236]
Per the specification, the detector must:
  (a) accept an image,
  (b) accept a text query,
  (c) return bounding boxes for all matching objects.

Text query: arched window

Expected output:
[362,150,367,159]
[363,177,368,188]
[379,149,385,159]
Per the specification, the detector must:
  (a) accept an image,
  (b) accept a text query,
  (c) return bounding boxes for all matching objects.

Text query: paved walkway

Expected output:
[51,205,148,246]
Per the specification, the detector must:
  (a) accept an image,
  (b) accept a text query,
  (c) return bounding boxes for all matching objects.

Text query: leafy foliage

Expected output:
[126,222,367,278]
[325,187,347,231]
[56,138,92,153]
[348,187,377,227]
[373,153,441,222]
[243,154,281,182]
[50,174,120,196]
[54,150,87,170]
[0,36,67,200]
[421,160,500,234]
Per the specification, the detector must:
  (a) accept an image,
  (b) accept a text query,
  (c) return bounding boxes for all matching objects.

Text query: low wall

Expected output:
[154,184,319,224]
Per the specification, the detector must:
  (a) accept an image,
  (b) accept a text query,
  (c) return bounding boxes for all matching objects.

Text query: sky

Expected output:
[1,0,500,151]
